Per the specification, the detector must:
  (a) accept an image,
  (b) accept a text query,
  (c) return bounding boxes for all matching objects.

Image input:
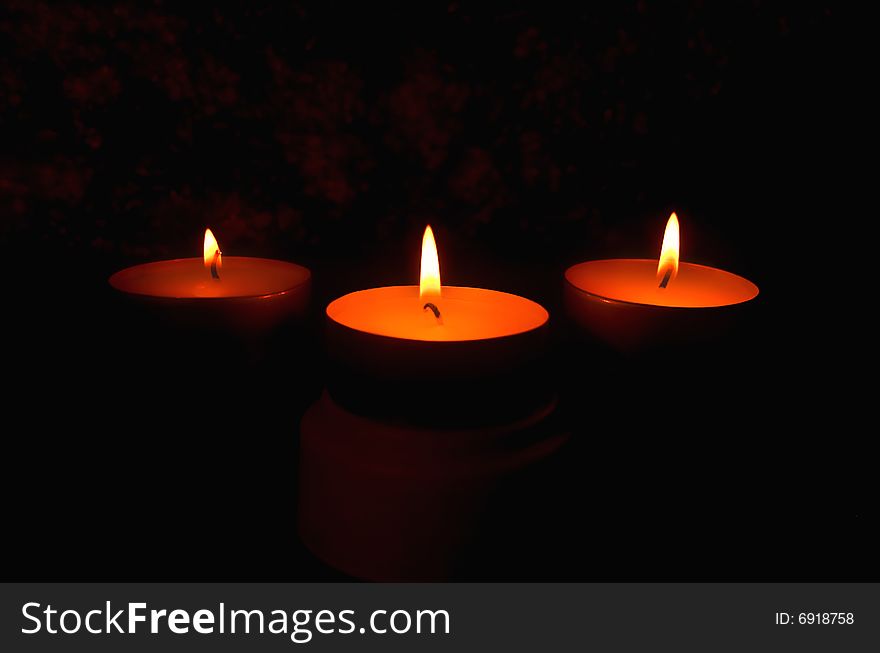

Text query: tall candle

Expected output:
[300,227,562,581]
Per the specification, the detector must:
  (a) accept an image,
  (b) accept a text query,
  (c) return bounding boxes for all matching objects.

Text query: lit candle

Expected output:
[565,213,759,351]
[325,226,550,416]
[328,226,547,343]
[109,228,311,334]
[300,227,560,581]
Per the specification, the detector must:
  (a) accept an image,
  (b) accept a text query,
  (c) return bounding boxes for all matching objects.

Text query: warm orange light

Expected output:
[656,212,680,288]
[203,228,222,274]
[420,225,441,298]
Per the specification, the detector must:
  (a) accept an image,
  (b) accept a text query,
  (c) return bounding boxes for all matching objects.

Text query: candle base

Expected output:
[564,277,757,353]
[111,283,310,337]
[325,312,552,423]
[108,276,313,370]
[297,392,569,581]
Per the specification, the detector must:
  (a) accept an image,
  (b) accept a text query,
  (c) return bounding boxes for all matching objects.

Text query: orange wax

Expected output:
[565,259,758,308]
[327,285,548,342]
[109,257,310,299]
[564,259,758,351]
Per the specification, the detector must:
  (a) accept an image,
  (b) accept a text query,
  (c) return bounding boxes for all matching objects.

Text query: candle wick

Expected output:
[423,302,441,319]
[658,269,672,289]
[210,250,221,280]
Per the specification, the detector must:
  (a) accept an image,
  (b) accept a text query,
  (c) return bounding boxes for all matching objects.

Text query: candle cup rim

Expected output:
[109,256,311,300]
[564,259,759,309]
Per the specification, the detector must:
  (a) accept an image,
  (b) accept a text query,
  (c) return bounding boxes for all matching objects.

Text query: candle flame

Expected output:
[420,225,441,298]
[203,228,222,273]
[657,212,680,288]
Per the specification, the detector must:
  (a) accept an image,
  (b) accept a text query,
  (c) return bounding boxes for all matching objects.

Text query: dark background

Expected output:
[1,2,866,580]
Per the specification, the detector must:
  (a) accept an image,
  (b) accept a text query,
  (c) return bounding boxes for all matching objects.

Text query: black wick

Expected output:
[658,268,672,289]
[423,302,441,319]
[210,250,221,280]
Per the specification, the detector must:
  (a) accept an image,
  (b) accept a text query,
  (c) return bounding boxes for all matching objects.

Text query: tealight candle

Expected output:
[565,213,759,351]
[109,229,311,334]
[325,226,550,418]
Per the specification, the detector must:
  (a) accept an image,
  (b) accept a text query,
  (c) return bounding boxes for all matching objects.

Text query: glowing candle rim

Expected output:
[565,259,759,309]
[327,285,549,343]
[109,256,311,300]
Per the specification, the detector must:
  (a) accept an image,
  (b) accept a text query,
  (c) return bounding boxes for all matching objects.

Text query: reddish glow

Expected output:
[656,212,680,287]
[420,225,441,299]
[203,228,222,273]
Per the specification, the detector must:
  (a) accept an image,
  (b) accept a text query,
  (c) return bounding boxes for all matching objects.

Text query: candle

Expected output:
[299,227,563,580]
[325,226,550,418]
[565,213,759,351]
[109,229,311,334]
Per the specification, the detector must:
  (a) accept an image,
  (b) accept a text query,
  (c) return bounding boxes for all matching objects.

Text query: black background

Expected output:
[1,2,867,580]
